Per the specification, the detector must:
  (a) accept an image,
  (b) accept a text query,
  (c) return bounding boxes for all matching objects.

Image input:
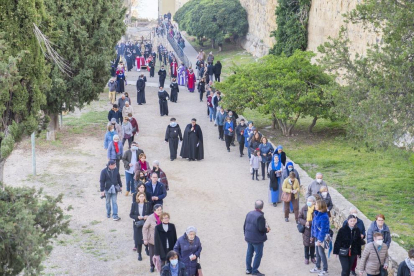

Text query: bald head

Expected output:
[255,200,264,210]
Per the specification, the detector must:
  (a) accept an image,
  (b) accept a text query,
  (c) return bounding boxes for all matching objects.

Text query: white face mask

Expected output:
[316,179,322,184]
[321,192,328,197]
[375,240,383,246]
[410,259,414,265]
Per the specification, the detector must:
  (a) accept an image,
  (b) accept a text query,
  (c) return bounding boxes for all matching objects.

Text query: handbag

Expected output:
[134,220,145,228]
[339,247,350,257]
[297,223,305,234]
[373,245,387,276]
[281,192,291,202]
[195,258,203,276]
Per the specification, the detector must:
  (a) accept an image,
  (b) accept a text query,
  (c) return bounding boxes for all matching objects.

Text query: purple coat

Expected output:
[174,233,202,276]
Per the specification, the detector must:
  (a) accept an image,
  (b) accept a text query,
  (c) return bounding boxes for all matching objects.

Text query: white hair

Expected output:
[113,135,119,140]
[125,101,129,104]
[316,172,323,177]
[349,206,357,213]
[186,226,197,235]
[153,160,160,166]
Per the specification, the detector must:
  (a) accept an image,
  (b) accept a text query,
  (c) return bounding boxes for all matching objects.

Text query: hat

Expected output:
[286,161,294,168]
[277,145,283,150]
[186,226,197,235]
[107,160,116,166]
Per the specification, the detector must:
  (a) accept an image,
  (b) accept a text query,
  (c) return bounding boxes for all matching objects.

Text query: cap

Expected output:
[108,160,116,166]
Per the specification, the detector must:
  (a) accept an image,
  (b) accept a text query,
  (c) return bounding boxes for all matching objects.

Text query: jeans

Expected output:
[212,107,217,121]
[304,246,315,259]
[208,107,214,121]
[125,172,135,193]
[339,255,357,276]
[246,242,264,273]
[252,169,258,179]
[315,245,328,271]
[105,191,118,218]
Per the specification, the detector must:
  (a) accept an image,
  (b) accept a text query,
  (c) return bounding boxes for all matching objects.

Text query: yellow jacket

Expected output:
[282,178,300,199]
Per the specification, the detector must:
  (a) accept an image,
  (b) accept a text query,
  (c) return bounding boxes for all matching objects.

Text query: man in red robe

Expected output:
[170,60,178,78]
[136,56,141,71]
[187,69,196,92]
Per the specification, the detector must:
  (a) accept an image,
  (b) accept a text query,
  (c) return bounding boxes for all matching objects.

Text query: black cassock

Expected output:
[149,61,155,77]
[169,82,179,102]
[165,124,183,160]
[158,69,167,88]
[136,77,146,104]
[158,90,169,116]
[180,124,204,160]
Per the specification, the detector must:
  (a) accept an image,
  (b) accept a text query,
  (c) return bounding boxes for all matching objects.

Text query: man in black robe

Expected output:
[149,59,155,77]
[136,75,146,105]
[158,66,167,88]
[165,118,182,161]
[158,86,169,116]
[180,118,204,161]
[169,78,179,103]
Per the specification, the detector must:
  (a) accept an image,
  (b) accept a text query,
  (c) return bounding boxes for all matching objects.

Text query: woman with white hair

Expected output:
[174,226,202,276]
[122,101,134,118]
[149,160,169,190]
[107,134,124,169]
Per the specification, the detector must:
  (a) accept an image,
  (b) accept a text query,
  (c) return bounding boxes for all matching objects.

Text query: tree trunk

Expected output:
[46,113,59,141]
[278,119,288,136]
[0,157,6,186]
[211,38,215,49]
[287,113,301,136]
[271,113,279,130]
[309,116,318,133]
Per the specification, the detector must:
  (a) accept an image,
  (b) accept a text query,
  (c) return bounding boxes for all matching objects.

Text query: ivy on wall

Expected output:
[270,0,311,56]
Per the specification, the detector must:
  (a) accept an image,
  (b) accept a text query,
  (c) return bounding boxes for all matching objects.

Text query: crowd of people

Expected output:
[101,16,414,276]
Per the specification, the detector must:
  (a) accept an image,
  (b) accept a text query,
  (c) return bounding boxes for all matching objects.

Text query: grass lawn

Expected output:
[244,108,414,250]
[184,35,256,79]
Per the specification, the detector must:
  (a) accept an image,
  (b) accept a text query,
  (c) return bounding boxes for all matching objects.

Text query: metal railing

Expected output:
[163,23,192,68]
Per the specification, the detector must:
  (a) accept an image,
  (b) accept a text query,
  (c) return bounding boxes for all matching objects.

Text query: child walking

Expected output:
[250,150,262,181]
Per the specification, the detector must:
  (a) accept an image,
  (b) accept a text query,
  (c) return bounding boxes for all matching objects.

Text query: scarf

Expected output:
[114,142,119,153]
[405,258,414,273]
[271,156,282,171]
[307,205,314,222]
[154,213,161,225]
[139,160,147,171]
[170,263,179,276]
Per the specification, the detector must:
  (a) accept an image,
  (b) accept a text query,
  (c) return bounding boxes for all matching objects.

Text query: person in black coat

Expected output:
[158,86,169,116]
[158,66,167,88]
[136,75,147,105]
[317,187,333,217]
[145,173,167,207]
[165,118,183,161]
[133,177,152,203]
[236,119,247,157]
[214,61,222,82]
[149,59,155,77]
[397,249,414,276]
[130,192,152,260]
[180,118,204,161]
[197,78,206,102]
[333,215,362,276]
[107,104,123,124]
[169,78,179,103]
[154,213,178,266]
[161,251,187,276]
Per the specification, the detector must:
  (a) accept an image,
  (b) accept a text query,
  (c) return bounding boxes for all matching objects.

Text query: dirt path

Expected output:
[4,34,343,276]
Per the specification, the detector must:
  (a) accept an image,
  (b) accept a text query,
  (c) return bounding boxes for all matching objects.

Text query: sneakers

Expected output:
[246,270,252,275]
[252,272,265,276]
[285,218,289,222]
[318,271,328,276]
[310,267,321,273]
[113,216,121,221]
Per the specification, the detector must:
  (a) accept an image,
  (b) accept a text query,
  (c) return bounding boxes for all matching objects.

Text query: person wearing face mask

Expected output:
[243,121,255,158]
[158,65,167,88]
[334,215,362,276]
[310,200,330,275]
[161,251,187,276]
[224,116,234,152]
[259,137,274,180]
[397,249,414,276]
[306,172,328,199]
[343,207,367,275]
[170,78,179,103]
[367,214,392,249]
[317,186,333,217]
[282,171,300,222]
[107,135,124,170]
[236,119,247,157]
[122,141,143,196]
[154,213,178,267]
[165,118,183,161]
[298,196,317,265]
[143,204,164,273]
[359,232,389,276]
[174,226,203,276]
[104,125,118,150]
[215,107,227,141]
[107,78,117,104]
[136,74,147,105]
[149,160,169,191]
[128,113,139,142]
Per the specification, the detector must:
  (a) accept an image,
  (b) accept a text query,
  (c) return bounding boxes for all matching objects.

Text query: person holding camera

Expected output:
[130,192,152,260]
[99,160,122,221]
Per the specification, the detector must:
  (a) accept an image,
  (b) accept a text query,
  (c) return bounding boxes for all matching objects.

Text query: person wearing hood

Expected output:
[282,162,301,184]
[165,118,183,161]
[268,154,283,206]
[317,186,333,217]
[236,119,247,157]
[334,215,362,276]
[104,124,118,150]
[99,160,122,221]
[359,232,389,276]
[158,86,170,116]
[136,74,147,105]
[170,78,179,103]
[273,145,287,167]
[174,226,202,276]
[397,248,414,276]
[158,65,167,88]
[154,213,178,267]
[161,251,187,276]
[180,118,204,161]
[306,172,328,198]
[367,214,392,248]
[244,121,255,158]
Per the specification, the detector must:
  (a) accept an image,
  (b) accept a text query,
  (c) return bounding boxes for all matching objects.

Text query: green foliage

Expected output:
[43,0,126,114]
[216,50,337,135]
[270,0,311,56]
[317,0,414,149]
[0,186,70,275]
[174,0,248,46]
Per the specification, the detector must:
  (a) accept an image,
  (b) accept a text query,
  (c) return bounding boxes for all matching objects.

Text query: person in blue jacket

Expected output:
[243,121,255,158]
[310,200,330,275]
[104,124,118,149]
[224,116,234,152]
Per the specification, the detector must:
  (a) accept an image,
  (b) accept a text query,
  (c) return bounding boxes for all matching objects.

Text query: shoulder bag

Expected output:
[339,230,356,257]
[134,204,145,228]
[373,245,387,276]
[281,191,291,202]
[297,223,305,233]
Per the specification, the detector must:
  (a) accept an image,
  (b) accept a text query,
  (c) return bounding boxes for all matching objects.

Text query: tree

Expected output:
[270,0,311,56]
[0,1,50,183]
[216,51,336,135]
[0,186,70,275]
[317,0,414,148]
[174,0,248,48]
[43,0,126,140]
